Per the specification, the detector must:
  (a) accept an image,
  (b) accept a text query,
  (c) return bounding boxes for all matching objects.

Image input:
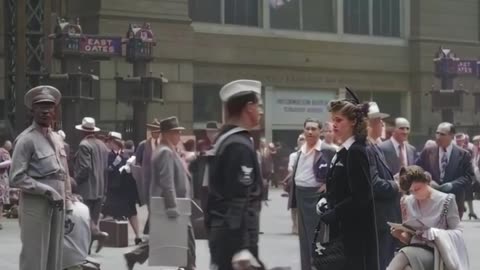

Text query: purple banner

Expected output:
[80,36,122,56]
[456,60,477,75]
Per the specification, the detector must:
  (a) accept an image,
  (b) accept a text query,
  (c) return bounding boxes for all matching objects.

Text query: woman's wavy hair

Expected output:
[398,165,432,192]
[327,99,369,142]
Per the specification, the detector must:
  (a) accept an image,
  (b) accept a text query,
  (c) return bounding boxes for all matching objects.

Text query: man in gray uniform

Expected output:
[125,116,196,270]
[74,117,109,253]
[10,85,73,270]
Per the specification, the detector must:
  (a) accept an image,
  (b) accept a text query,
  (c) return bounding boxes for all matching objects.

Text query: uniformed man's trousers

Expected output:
[19,193,64,270]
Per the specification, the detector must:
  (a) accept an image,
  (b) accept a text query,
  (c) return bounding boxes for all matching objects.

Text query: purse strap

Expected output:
[438,194,453,228]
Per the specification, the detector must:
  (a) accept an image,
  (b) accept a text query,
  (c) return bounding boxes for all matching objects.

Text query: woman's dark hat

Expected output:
[160,116,185,132]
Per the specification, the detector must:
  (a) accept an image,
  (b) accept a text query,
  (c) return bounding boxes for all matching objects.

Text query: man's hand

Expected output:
[439,183,453,193]
[166,208,180,219]
[318,184,326,193]
[44,188,63,202]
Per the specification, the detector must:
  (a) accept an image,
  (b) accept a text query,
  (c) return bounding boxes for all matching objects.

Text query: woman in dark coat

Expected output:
[319,97,380,270]
[102,132,142,245]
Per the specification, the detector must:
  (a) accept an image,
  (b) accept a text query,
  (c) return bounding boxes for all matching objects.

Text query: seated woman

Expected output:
[387,165,469,270]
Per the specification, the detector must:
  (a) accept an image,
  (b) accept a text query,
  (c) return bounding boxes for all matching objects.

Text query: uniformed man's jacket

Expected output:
[150,143,190,210]
[10,122,70,200]
[206,126,263,247]
[74,136,109,200]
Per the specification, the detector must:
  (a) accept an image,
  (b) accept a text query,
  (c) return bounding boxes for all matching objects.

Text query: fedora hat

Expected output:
[160,116,185,132]
[75,117,100,132]
[367,102,390,119]
[146,118,161,130]
[205,121,220,130]
[24,85,61,109]
[108,131,122,141]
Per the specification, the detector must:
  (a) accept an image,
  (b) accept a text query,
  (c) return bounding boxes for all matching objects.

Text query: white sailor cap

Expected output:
[108,131,123,141]
[24,85,61,109]
[219,79,261,102]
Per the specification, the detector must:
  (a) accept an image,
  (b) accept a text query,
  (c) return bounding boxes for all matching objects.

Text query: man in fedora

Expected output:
[125,116,196,270]
[206,79,265,270]
[366,102,401,270]
[10,85,73,270]
[133,119,161,235]
[74,116,110,253]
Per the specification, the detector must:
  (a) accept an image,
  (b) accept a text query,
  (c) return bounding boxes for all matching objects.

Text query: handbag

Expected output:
[311,220,346,270]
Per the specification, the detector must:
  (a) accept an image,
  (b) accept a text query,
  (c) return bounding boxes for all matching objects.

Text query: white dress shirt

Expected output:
[294,140,322,188]
[438,143,453,171]
[391,137,408,166]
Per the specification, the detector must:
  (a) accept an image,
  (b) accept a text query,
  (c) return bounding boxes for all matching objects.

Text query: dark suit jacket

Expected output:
[367,143,401,270]
[289,142,336,209]
[367,144,401,232]
[416,144,474,212]
[379,139,417,175]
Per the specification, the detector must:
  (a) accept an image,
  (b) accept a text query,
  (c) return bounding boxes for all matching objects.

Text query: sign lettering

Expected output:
[80,36,122,56]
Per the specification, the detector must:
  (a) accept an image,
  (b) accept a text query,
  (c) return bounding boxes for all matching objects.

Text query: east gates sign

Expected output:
[79,36,122,56]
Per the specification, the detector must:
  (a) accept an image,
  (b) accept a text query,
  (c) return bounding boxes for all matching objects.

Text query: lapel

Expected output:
[406,144,415,165]
[431,146,441,181]
[373,145,393,177]
[444,146,460,180]
[385,140,397,163]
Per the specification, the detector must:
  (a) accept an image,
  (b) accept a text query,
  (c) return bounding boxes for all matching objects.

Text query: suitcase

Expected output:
[99,219,129,247]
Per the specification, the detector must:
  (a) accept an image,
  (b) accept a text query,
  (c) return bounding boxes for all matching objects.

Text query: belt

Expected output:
[32,174,66,181]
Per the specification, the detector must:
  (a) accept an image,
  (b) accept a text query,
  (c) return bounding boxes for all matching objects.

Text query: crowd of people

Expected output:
[0,80,476,270]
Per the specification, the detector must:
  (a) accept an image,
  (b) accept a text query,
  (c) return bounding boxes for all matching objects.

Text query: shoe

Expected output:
[134,237,142,245]
[0,223,3,230]
[93,231,109,253]
[469,213,478,220]
[124,253,136,270]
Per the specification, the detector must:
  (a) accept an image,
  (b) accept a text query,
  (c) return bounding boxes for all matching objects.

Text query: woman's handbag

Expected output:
[311,219,346,270]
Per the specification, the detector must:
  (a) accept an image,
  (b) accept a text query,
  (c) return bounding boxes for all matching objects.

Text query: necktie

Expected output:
[398,143,406,168]
[440,148,448,182]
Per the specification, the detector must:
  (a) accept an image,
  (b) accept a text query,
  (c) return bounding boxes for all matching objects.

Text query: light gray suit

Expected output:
[378,139,417,175]
[74,136,109,201]
[126,142,195,269]
[135,138,156,206]
[10,122,72,270]
[74,135,109,226]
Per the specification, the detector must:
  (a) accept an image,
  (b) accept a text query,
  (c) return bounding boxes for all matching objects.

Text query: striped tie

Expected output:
[440,148,448,182]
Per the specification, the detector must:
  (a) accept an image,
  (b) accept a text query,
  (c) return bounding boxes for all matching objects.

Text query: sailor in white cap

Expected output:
[206,79,265,270]
[10,85,73,270]
[74,117,110,253]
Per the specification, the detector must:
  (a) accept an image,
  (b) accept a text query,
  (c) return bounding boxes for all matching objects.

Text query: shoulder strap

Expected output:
[439,194,454,228]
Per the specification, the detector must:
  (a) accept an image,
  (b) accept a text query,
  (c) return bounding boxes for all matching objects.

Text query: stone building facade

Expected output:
[2,0,480,147]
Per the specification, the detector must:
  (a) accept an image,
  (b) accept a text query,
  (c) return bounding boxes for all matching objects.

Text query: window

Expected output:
[344,0,369,35]
[189,0,221,23]
[344,0,401,37]
[270,0,300,30]
[189,0,260,26]
[193,84,223,123]
[270,0,335,32]
[357,91,403,118]
[373,0,400,37]
[225,0,259,26]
